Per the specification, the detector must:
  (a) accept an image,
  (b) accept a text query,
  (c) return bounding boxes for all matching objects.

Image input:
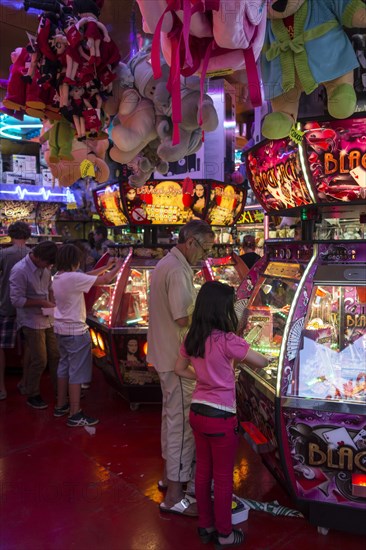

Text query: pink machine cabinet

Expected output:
[236,240,366,535]
[86,245,243,410]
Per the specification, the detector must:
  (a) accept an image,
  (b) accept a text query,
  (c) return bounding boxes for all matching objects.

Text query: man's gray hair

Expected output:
[178,219,215,244]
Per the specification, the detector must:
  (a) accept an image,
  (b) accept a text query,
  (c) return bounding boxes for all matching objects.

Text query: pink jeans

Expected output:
[189,410,239,535]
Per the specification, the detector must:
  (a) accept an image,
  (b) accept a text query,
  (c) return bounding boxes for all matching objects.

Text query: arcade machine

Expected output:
[86,179,247,409]
[236,118,366,535]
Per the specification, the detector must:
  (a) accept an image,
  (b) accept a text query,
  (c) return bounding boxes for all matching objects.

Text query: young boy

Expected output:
[52,243,123,427]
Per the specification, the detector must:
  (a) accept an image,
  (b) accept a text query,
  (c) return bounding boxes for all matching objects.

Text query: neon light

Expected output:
[0,184,75,203]
[0,129,22,140]
[0,123,42,141]
[298,126,317,203]
[108,247,133,328]
[276,245,318,397]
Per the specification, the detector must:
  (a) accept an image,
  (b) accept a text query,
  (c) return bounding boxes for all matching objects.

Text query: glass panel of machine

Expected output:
[240,262,304,387]
[113,267,151,327]
[293,285,366,403]
[91,284,114,325]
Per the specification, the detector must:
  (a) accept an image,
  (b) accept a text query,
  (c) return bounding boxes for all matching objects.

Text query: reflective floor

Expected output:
[1,366,365,550]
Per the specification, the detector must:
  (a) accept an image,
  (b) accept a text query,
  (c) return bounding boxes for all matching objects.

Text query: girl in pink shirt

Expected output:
[175,281,268,548]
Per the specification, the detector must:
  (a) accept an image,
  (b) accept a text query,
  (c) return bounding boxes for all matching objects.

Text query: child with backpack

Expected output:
[175,281,268,548]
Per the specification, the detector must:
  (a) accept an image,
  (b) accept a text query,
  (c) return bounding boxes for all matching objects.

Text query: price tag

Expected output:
[290,125,304,144]
[80,159,95,179]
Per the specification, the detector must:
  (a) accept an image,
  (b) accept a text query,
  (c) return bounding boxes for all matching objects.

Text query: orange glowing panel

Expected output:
[90,329,98,347]
[97,333,105,351]
[143,341,148,356]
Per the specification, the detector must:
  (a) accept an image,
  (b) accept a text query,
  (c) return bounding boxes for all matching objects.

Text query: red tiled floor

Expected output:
[1,367,365,550]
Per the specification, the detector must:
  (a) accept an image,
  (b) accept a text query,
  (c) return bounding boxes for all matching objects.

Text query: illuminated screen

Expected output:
[93,183,128,227]
[302,118,366,203]
[120,179,246,226]
[245,138,313,211]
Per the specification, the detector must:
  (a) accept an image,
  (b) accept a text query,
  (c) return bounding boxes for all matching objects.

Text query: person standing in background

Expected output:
[10,241,59,410]
[147,219,215,516]
[91,225,114,262]
[0,222,31,400]
[239,235,261,270]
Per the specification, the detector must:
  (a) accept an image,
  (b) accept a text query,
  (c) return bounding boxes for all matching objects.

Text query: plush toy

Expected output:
[261,0,366,139]
[103,62,135,116]
[39,116,75,162]
[129,50,219,162]
[74,0,110,63]
[137,0,267,111]
[127,139,169,188]
[43,134,110,186]
[110,87,158,165]
[2,48,30,112]
[156,78,218,162]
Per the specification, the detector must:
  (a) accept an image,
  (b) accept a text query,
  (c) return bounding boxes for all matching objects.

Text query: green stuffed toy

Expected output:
[40,117,75,163]
[261,0,366,140]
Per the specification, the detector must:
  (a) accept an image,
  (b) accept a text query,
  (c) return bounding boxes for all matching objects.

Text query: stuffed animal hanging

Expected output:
[261,0,366,139]
[136,0,267,144]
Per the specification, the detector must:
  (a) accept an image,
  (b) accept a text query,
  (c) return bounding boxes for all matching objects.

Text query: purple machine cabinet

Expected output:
[236,241,366,534]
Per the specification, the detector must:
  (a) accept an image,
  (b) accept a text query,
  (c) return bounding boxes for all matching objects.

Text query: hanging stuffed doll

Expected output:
[69,85,87,140]
[261,0,366,139]
[74,0,111,64]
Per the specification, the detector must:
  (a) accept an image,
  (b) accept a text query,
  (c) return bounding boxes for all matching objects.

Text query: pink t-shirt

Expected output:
[180,330,249,413]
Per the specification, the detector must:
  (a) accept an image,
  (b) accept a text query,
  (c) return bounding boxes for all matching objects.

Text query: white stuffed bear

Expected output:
[129,50,219,162]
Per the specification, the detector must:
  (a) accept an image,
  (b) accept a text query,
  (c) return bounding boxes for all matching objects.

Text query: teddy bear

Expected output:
[103,62,135,116]
[261,0,366,140]
[129,50,219,162]
[110,87,158,165]
[127,139,169,188]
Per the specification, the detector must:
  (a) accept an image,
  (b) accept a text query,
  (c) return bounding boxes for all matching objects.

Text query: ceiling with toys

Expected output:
[0,0,365,190]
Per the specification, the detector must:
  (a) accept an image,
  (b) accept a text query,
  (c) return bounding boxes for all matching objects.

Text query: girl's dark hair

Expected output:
[184,281,238,358]
[55,244,82,272]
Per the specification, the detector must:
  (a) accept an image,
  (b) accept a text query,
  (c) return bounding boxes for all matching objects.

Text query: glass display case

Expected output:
[87,245,246,409]
[288,280,366,403]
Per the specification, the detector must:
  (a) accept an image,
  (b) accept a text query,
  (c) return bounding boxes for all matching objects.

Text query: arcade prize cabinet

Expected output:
[86,178,247,410]
[235,118,366,535]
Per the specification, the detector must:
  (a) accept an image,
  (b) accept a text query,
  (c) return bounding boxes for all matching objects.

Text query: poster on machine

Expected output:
[245,138,313,212]
[302,118,366,203]
[119,179,245,226]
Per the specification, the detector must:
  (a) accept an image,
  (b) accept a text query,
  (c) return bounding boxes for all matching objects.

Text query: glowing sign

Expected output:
[302,118,366,203]
[246,138,313,212]
[120,179,246,226]
[0,184,75,204]
[93,183,128,227]
[0,114,42,141]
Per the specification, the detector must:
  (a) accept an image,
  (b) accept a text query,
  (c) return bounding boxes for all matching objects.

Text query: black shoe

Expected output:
[67,411,99,427]
[53,403,70,417]
[27,395,48,409]
[198,527,216,544]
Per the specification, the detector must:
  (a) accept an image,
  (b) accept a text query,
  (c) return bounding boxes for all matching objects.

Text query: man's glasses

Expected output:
[192,237,213,258]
